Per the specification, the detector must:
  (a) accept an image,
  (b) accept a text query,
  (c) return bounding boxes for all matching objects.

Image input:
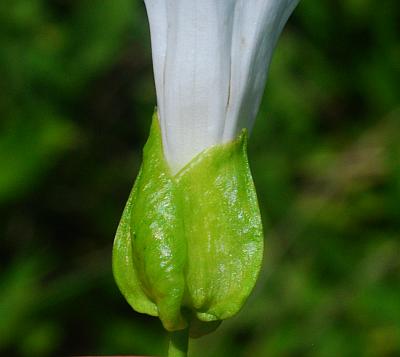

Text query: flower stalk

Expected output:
[168,328,189,357]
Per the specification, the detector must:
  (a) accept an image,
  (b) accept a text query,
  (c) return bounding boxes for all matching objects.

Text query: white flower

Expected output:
[144,0,300,173]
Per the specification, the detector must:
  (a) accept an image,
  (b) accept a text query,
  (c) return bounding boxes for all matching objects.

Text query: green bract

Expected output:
[113,113,263,337]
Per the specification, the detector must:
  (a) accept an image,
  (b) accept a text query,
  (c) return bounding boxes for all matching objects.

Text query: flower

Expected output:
[113,0,301,341]
[144,0,300,173]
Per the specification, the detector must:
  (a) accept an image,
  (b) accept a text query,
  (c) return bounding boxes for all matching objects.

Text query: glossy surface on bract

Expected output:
[113,113,263,337]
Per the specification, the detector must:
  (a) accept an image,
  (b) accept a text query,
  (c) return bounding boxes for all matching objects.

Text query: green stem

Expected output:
[168,328,189,357]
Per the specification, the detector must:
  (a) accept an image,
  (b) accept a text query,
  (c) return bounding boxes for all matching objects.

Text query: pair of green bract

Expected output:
[113,112,264,338]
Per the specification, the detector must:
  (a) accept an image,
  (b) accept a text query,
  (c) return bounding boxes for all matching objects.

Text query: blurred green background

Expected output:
[1,1,399,356]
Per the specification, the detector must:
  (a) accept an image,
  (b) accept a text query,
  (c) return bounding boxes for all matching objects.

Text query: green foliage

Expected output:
[1,0,399,356]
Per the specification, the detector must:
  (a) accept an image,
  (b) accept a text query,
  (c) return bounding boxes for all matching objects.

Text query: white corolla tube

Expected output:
[144,0,300,173]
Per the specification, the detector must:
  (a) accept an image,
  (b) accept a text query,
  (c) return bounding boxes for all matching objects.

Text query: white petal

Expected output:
[144,0,168,129]
[163,0,236,173]
[223,0,300,141]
